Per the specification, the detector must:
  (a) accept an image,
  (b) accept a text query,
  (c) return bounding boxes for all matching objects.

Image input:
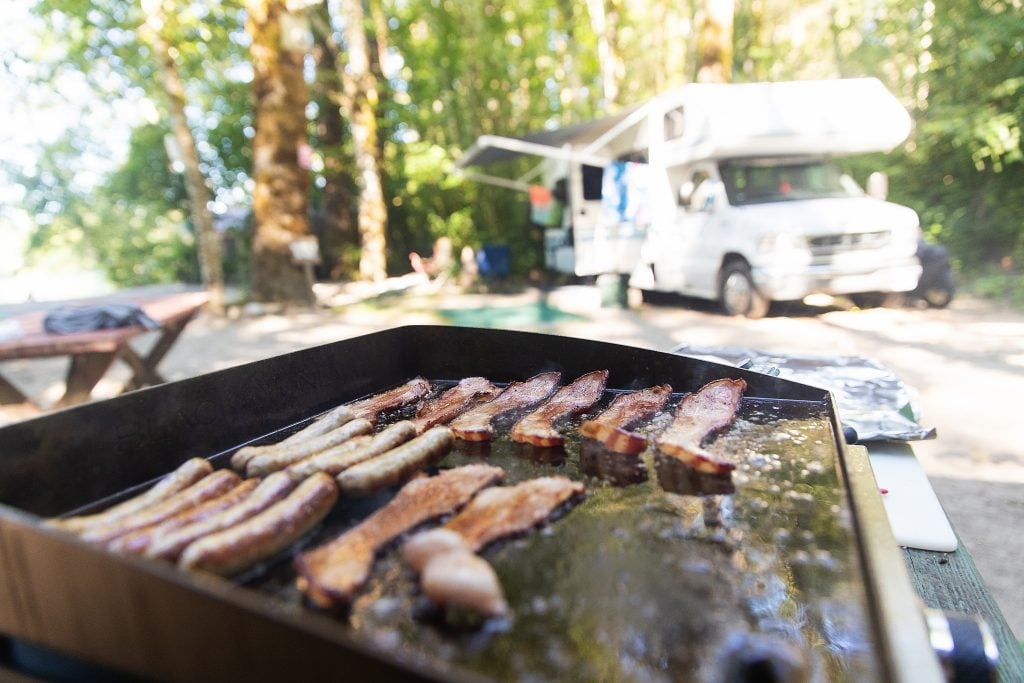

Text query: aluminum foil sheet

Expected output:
[671,345,936,442]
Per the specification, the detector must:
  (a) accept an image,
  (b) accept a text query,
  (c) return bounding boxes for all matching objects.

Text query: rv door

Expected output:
[570,162,650,277]
[642,164,723,296]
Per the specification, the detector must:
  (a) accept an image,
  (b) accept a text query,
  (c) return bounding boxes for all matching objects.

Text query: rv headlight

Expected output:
[758,233,812,265]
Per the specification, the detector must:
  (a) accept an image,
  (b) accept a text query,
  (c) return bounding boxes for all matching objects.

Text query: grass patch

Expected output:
[437,301,585,328]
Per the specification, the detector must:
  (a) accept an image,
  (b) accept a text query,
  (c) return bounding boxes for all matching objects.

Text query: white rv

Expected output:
[456,78,922,317]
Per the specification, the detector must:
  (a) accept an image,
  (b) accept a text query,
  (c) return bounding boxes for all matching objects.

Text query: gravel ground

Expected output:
[2,278,1021,640]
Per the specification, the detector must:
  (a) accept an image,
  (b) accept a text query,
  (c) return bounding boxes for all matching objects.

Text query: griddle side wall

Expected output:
[0,325,823,516]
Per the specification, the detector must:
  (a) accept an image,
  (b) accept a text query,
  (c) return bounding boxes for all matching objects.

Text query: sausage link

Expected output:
[80,470,242,546]
[108,478,260,556]
[47,458,213,535]
[179,472,338,576]
[146,471,298,562]
[230,405,357,471]
[336,426,453,496]
[245,418,373,478]
[286,420,417,480]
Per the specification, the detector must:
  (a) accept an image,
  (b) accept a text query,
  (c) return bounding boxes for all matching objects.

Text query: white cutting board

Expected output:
[865,442,958,552]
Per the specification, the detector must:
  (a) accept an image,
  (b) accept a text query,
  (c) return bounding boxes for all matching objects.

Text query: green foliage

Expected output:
[9,0,1024,293]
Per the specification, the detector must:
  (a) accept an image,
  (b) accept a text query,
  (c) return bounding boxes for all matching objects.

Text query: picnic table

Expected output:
[0,290,210,412]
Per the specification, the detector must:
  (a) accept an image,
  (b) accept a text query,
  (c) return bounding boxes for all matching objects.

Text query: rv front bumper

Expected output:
[753,258,922,301]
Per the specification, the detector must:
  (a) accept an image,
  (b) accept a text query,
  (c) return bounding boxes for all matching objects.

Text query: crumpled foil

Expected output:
[671,344,937,442]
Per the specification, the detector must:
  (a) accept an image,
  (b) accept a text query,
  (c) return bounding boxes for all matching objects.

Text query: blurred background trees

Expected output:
[3,0,1022,304]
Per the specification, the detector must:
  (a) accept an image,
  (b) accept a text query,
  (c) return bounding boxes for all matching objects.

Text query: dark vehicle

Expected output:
[911,240,955,308]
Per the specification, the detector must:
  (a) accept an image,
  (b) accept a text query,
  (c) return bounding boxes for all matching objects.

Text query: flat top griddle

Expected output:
[0,326,937,683]
[203,383,880,682]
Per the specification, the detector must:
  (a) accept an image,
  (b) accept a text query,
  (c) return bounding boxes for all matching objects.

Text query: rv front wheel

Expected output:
[719,262,771,318]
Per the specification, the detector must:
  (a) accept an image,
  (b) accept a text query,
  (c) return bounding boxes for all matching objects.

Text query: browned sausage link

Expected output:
[46,458,213,535]
[276,405,357,446]
[108,478,260,556]
[230,406,357,471]
[286,421,417,480]
[245,418,374,478]
[179,472,339,577]
[80,470,242,546]
[336,426,454,496]
[145,471,299,563]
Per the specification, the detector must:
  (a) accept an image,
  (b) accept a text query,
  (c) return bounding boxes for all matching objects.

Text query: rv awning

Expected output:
[455,104,643,169]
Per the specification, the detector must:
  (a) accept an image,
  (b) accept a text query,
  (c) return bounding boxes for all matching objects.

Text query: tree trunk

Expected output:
[696,0,734,83]
[311,2,358,280]
[586,0,620,104]
[341,0,388,282]
[142,3,225,313]
[247,0,314,304]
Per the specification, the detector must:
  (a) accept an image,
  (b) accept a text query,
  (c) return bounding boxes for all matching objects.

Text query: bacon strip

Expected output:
[578,384,673,454]
[411,377,501,434]
[398,475,585,619]
[146,471,299,562]
[449,371,561,441]
[440,476,585,551]
[347,377,432,424]
[294,464,506,608]
[510,370,608,447]
[80,470,242,546]
[655,378,746,474]
[416,541,509,619]
[47,458,213,535]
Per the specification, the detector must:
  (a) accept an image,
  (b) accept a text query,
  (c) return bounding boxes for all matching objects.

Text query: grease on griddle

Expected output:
[654,450,736,496]
[579,437,648,486]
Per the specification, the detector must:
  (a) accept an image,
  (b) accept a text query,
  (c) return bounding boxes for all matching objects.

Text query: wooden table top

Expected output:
[0,291,210,361]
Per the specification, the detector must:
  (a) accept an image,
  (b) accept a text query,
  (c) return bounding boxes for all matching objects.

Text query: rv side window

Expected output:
[684,170,714,211]
[720,159,864,205]
[582,165,603,200]
[664,106,685,140]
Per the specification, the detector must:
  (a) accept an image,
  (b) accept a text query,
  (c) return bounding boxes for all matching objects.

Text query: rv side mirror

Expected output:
[867,171,889,200]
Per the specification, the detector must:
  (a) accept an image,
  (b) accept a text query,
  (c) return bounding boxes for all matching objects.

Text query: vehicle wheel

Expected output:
[851,292,904,309]
[719,262,770,318]
[922,279,955,308]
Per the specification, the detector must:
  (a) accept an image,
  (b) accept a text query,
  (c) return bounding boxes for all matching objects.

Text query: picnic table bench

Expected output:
[0,290,210,412]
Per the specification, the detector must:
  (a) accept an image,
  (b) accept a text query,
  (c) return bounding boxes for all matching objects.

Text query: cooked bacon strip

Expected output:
[510,370,608,447]
[47,458,213,535]
[231,405,357,471]
[411,377,501,434]
[578,384,673,454]
[400,476,585,618]
[655,378,747,474]
[294,463,506,609]
[244,418,374,477]
[420,546,508,618]
[108,478,260,556]
[347,377,432,424]
[285,421,416,480]
[438,476,585,552]
[146,471,299,563]
[449,371,561,441]
[179,472,338,577]
[80,469,242,546]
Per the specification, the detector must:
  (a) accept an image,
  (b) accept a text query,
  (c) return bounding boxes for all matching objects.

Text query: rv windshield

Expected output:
[719,159,863,206]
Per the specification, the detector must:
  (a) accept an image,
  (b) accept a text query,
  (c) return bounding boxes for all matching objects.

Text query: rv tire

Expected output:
[719,262,770,319]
